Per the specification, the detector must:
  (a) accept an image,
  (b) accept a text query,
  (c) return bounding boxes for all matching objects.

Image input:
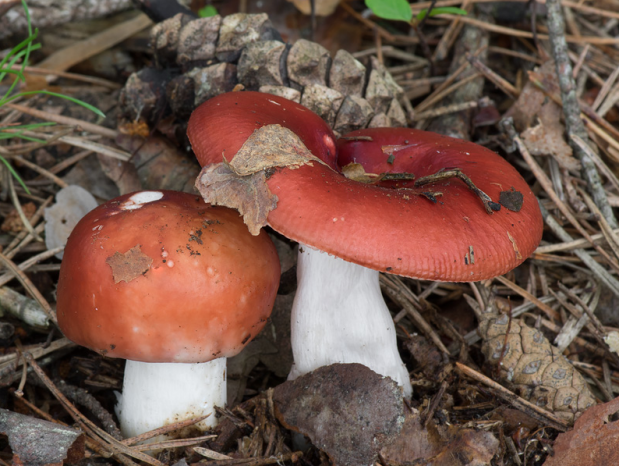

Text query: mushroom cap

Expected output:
[188,93,542,281]
[187,90,338,170]
[57,190,280,363]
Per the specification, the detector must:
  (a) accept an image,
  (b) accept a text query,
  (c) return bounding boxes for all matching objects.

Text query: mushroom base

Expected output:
[288,245,413,397]
[116,358,227,438]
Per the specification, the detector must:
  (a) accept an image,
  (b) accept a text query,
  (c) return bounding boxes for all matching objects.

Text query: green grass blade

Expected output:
[0,157,30,194]
[0,91,106,118]
[0,122,56,131]
[0,132,47,143]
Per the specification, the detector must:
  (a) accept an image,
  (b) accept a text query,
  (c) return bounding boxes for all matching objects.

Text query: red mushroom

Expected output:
[188,92,542,397]
[56,190,280,437]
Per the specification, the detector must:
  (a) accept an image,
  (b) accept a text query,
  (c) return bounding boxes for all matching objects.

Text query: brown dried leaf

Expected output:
[273,363,405,466]
[382,410,499,466]
[504,61,555,132]
[1,202,36,234]
[543,398,619,466]
[403,335,452,383]
[228,124,321,176]
[106,245,153,284]
[195,163,278,236]
[0,408,85,465]
[341,162,382,183]
[521,101,581,172]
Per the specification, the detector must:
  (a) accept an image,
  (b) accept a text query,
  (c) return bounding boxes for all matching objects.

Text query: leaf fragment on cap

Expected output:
[195,163,278,236]
[228,124,324,176]
[106,245,153,283]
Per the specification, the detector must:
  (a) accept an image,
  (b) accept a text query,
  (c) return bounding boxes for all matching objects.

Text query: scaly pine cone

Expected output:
[479,313,597,424]
[120,12,408,134]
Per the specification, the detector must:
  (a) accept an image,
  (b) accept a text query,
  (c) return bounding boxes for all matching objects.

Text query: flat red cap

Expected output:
[188,93,542,281]
[57,191,280,363]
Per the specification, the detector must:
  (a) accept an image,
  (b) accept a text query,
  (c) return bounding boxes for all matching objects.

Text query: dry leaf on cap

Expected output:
[273,363,405,466]
[521,100,581,172]
[543,398,619,466]
[195,124,326,235]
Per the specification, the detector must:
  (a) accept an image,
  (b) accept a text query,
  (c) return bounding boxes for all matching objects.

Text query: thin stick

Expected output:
[544,0,618,229]
[10,64,121,89]
[467,53,519,97]
[571,135,619,190]
[495,275,560,321]
[535,230,617,253]
[410,0,619,20]
[439,13,618,45]
[506,126,618,271]
[7,155,67,188]
[0,251,57,325]
[537,202,618,295]
[456,362,569,431]
[6,103,117,139]
[24,353,163,466]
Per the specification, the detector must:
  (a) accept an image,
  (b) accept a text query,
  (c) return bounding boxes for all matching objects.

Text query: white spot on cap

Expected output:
[268,99,281,106]
[167,260,174,268]
[121,191,164,210]
[92,225,103,231]
[333,218,338,222]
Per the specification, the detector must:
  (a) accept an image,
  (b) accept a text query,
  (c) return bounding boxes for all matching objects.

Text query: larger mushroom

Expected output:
[56,190,280,437]
[188,92,543,397]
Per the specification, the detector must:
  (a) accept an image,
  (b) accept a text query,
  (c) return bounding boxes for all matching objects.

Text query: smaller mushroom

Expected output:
[56,190,280,437]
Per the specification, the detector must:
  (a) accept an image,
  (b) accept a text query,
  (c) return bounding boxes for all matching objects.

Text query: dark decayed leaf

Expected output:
[273,363,405,466]
[0,408,85,465]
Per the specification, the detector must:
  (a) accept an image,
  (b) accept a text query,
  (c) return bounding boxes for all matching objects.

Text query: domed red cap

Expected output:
[57,191,280,363]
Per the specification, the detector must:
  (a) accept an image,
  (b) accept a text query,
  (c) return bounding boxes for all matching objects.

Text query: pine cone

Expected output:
[479,313,597,424]
[120,12,408,133]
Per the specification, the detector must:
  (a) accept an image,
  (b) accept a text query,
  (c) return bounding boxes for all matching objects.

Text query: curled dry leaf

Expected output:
[195,163,278,236]
[341,162,382,183]
[195,124,324,235]
[381,410,499,466]
[0,408,85,465]
[543,398,619,466]
[479,314,597,424]
[521,101,581,172]
[1,202,36,234]
[227,124,323,176]
[273,363,405,466]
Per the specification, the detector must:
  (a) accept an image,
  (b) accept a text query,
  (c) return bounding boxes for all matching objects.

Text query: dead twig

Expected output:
[544,0,618,229]
[455,362,569,432]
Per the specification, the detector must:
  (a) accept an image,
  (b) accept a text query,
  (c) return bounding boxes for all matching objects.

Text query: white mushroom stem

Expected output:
[288,245,413,397]
[116,358,227,438]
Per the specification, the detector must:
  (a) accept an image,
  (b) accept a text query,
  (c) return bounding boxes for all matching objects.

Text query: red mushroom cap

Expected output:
[187,91,338,170]
[188,94,542,281]
[57,191,280,363]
